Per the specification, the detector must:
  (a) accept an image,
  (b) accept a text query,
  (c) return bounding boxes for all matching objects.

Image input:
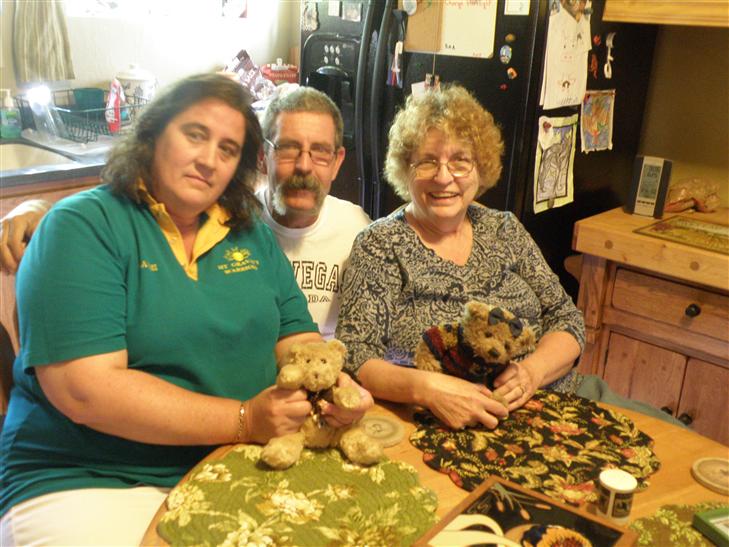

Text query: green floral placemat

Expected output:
[410,390,660,506]
[630,502,729,546]
[157,445,437,546]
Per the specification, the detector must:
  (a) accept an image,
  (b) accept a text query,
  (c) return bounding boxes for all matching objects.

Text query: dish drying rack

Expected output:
[16,89,148,144]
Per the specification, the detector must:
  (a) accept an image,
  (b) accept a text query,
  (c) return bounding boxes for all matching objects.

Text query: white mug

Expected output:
[596,468,637,525]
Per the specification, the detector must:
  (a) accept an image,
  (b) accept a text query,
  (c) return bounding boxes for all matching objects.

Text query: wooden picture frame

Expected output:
[415,476,637,546]
[625,155,672,218]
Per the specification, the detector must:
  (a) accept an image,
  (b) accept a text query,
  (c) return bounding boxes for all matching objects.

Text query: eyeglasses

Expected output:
[410,157,476,179]
[264,138,336,166]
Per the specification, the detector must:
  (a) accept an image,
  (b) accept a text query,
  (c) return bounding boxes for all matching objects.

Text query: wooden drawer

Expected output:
[611,268,729,343]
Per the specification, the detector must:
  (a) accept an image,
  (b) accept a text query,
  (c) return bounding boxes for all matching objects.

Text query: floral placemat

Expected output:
[157,445,437,546]
[410,390,660,506]
[630,502,729,546]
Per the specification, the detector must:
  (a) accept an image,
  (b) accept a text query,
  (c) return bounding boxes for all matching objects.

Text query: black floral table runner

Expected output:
[410,390,660,506]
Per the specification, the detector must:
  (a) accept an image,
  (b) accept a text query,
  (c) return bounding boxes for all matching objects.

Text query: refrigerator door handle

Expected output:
[368,0,396,218]
[355,1,377,210]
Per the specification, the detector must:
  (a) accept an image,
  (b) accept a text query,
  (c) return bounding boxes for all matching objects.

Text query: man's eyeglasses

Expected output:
[264,138,336,166]
[410,157,476,179]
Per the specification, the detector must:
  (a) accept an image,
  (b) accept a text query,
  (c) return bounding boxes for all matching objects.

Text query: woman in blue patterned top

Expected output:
[336,85,585,431]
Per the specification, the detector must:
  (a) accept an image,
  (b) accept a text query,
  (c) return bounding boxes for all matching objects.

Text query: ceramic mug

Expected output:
[596,468,637,525]
[116,64,157,101]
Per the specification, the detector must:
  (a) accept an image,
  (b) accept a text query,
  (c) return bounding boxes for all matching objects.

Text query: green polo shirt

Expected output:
[0,185,317,516]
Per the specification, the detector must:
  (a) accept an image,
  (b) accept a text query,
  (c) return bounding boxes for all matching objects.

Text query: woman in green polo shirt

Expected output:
[0,73,372,545]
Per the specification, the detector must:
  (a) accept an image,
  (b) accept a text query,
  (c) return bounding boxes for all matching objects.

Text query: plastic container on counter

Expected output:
[261,59,299,85]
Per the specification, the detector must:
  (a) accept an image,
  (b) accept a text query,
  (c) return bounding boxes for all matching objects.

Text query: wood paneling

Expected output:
[603,333,686,411]
[679,358,729,446]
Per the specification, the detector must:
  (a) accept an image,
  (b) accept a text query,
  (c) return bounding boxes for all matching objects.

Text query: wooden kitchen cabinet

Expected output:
[573,207,729,445]
[604,0,729,28]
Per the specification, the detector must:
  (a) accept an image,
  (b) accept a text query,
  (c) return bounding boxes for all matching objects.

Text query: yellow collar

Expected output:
[137,180,231,280]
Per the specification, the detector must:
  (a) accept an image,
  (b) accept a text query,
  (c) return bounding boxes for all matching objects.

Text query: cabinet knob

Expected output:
[660,406,674,416]
[678,413,694,425]
[684,303,701,318]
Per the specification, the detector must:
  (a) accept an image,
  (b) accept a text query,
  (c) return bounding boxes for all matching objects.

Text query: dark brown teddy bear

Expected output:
[413,301,536,389]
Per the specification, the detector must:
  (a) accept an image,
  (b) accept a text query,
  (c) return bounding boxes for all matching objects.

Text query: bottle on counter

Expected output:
[0,89,22,139]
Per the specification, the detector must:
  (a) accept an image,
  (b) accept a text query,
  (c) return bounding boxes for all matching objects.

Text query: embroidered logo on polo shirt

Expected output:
[139,259,158,272]
[218,246,259,275]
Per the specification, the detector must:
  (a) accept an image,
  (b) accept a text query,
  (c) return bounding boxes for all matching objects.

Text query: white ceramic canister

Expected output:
[115,64,157,101]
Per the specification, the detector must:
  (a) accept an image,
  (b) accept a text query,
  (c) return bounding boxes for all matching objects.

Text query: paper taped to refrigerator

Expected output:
[533,114,578,214]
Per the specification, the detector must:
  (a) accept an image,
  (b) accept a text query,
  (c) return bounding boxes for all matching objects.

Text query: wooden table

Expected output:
[141,401,729,546]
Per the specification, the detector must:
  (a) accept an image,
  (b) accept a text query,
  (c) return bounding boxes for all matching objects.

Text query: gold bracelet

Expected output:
[234,402,246,444]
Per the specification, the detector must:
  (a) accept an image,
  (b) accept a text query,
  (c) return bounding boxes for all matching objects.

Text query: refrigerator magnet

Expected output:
[499,45,513,64]
[533,114,578,214]
[589,53,598,79]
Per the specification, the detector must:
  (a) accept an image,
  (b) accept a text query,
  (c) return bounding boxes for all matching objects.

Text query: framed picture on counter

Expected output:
[415,476,637,546]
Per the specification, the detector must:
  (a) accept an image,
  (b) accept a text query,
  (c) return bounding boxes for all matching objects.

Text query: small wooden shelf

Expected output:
[604,1,729,28]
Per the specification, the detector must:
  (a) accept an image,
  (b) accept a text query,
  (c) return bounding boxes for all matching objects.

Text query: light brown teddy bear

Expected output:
[413,301,536,390]
[260,339,384,470]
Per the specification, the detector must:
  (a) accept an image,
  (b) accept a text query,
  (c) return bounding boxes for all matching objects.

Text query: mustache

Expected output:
[280,174,321,193]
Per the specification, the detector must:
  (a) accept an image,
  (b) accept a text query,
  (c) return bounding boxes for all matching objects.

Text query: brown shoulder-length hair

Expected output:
[102,72,263,230]
[384,84,504,201]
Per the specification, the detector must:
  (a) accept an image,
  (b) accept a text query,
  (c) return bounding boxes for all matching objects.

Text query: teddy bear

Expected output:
[413,301,536,390]
[260,339,384,470]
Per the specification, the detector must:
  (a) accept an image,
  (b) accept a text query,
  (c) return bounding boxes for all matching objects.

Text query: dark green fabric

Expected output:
[576,374,687,428]
[157,445,437,546]
[411,390,660,506]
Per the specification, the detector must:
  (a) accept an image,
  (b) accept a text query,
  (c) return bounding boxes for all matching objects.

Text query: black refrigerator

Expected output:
[300,0,656,298]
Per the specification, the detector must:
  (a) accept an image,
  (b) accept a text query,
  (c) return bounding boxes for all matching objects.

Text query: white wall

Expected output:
[0,0,301,94]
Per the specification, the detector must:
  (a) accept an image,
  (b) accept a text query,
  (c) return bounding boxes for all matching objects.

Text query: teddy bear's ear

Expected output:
[285,344,303,363]
[327,339,347,357]
[465,301,489,321]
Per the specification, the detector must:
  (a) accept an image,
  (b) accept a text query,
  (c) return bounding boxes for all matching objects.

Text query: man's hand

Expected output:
[0,199,51,274]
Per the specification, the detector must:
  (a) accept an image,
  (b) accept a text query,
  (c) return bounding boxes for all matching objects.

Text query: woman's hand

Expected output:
[243,385,312,444]
[423,373,508,430]
[492,359,541,412]
[321,373,374,428]
[492,331,581,411]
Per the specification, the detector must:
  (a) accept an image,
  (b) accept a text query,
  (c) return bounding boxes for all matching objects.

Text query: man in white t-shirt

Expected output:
[257,87,371,337]
[0,87,371,339]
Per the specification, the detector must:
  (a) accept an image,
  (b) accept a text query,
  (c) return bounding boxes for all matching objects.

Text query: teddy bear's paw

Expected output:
[339,426,384,466]
[489,391,509,420]
[413,340,444,373]
[260,432,306,470]
[332,385,361,410]
[277,364,305,390]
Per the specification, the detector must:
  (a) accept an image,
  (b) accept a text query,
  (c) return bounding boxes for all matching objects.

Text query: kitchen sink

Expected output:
[1,142,78,171]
